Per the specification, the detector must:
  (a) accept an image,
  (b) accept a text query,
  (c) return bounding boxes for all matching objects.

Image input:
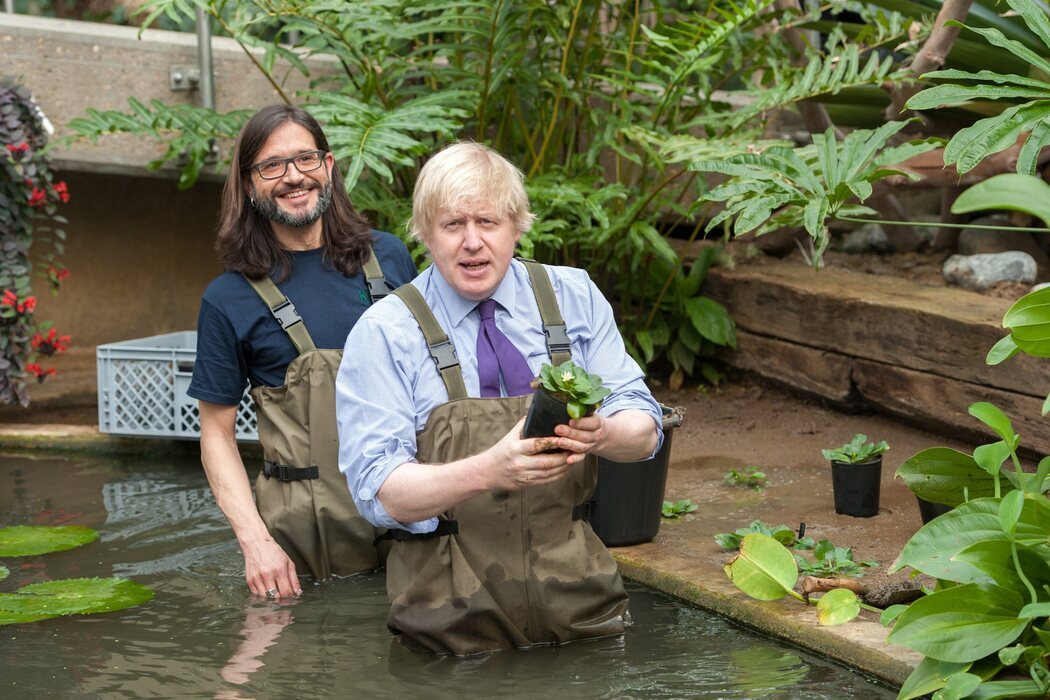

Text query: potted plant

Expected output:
[522,360,610,438]
[822,434,889,518]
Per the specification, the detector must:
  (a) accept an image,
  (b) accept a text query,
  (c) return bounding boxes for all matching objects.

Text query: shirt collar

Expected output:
[429,259,522,328]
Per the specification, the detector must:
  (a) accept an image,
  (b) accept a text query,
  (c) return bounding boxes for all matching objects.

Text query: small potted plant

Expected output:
[522,360,610,438]
[822,434,889,518]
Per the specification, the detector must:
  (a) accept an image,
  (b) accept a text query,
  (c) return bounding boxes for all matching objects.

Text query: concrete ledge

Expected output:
[0,423,260,459]
[705,258,1050,452]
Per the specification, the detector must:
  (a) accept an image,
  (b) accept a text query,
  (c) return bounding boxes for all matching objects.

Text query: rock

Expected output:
[957,215,1049,267]
[943,252,1038,291]
[840,223,891,254]
[1032,282,1050,292]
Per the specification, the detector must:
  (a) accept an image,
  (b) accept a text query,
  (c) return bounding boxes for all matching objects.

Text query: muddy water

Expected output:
[0,452,894,698]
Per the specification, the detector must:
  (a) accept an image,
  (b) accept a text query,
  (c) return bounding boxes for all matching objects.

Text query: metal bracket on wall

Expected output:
[169,65,201,92]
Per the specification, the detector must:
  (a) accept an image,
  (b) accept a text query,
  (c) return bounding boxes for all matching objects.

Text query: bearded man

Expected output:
[188,105,416,598]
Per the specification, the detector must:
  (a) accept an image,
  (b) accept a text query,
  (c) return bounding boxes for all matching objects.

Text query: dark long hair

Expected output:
[216,105,372,280]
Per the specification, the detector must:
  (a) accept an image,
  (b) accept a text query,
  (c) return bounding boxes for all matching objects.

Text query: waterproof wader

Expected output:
[244,248,389,580]
[384,261,628,655]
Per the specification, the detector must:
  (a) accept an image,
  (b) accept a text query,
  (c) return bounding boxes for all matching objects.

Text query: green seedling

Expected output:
[724,465,767,491]
[794,539,877,578]
[662,499,698,519]
[822,433,889,464]
[715,520,815,551]
[537,360,610,420]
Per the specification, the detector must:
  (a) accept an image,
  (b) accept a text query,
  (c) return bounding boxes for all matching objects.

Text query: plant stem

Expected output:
[1012,540,1039,605]
[835,215,1050,233]
[529,0,585,177]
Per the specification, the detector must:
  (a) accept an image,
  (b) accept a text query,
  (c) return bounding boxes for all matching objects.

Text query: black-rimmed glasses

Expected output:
[246,150,326,180]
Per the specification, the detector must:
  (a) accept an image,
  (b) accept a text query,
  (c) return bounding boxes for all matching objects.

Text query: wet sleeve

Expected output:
[187,298,249,406]
[335,308,438,534]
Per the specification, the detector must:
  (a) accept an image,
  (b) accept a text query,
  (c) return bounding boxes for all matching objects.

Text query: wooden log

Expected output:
[721,330,856,405]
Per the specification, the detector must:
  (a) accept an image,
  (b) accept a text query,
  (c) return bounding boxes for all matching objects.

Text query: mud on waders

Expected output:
[243,246,389,580]
[377,260,628,655]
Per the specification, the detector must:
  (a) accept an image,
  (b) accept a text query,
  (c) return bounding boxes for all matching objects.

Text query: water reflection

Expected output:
[0,452,895,698]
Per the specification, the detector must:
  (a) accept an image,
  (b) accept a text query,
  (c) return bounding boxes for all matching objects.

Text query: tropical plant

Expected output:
[690,120,939,266]
[904,0,1050,176]
[882,177,1050,699]
[536,360,610,420]
[1,79,72,406]
[68,0,929,384]
[724,465,767,491]
[823,433,890,464]
[0,524,153,625]
[715,519,815,551]
[661,498,698,519]
[795,539,878,578]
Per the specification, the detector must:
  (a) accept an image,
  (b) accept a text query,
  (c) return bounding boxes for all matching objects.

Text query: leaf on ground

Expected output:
[723,533,798,601]
[816,588,860,625]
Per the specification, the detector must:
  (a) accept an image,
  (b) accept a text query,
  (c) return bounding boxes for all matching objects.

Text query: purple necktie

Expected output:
[476,299,535,398]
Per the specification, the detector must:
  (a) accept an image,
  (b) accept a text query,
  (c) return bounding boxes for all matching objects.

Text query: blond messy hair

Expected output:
[409,141,536,241]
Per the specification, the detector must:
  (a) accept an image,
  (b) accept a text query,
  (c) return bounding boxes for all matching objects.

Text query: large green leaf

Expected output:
[0,525,99,557]
[0,578,154,618]
[951,173,1050,227]
[1002,287,1050,358]
[953,540,1050,592]
[968,403,1017,446]
[815,588,860,626]
[892,497,1050,579]
[963,679,1050,699]
[897,657,972,700]
[888,584,1029,662]
[723,533,798,601]
[685,297,736,348]
[895,448,1010,506]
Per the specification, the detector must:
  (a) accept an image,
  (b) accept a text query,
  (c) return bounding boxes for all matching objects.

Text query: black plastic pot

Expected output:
[522,389,576,439]
[584,405,684,547]
[916,496,952,524]
[830,457,882,518]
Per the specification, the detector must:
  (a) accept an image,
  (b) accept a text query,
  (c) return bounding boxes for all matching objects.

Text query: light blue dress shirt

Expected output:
[335,259,663,533]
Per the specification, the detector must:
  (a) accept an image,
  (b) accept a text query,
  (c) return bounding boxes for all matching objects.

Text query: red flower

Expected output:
[17,296,36,314]
[27,187,47,208]
[53,181,70,203]
[5,143,29,157]
[26,363,56,383]
[47,265,70,290]
[31,328,70,356]
[1,289,16,308]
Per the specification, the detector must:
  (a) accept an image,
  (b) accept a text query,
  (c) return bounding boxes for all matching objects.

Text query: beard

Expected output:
[254,181,333,228]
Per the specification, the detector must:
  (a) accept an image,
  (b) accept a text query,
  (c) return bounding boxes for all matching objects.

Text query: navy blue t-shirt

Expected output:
[187,230,417,406]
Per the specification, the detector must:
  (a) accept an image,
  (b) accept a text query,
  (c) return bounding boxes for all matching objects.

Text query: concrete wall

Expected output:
[0,14,332,349]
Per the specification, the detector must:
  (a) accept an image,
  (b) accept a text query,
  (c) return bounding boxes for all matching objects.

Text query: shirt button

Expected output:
[359,488,373,499]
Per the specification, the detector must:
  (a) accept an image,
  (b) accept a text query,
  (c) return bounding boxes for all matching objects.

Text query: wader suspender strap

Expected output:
[520,260,572,366]
[243,245,387,356]
[245,276,317,355]
[391,285,469,401]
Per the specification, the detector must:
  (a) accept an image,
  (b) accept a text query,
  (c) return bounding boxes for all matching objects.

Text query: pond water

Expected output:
[0,451,895,698]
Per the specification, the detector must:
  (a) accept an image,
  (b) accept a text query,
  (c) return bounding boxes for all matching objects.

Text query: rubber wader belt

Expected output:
[520,260,572,366]
[391,285,469,401]
[263,459,319,481]
[372,519,459,545]
[243,245,388,356]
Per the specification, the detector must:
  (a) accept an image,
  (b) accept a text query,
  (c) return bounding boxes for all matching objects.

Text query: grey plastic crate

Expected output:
[97,331,257,442]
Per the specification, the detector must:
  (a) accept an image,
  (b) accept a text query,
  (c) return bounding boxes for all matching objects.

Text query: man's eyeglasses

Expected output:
[246,150,326,180]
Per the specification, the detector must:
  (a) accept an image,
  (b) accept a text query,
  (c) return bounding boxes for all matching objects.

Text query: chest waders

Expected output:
[383,261,628,655]
[243,247,389,581]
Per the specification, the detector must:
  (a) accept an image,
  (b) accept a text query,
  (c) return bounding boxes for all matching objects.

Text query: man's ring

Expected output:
[265,587,278,599]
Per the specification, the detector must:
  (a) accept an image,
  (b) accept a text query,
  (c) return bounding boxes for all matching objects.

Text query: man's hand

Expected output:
[553,414,607,464]
[242,537,301,600]
[488,418,575,490]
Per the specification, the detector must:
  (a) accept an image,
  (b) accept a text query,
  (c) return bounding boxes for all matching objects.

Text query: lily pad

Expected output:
[0,608,56,626]
[0,577,153,617]
[0,525,99,556]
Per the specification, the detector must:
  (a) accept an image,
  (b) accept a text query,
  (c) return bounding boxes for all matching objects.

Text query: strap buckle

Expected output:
[544,323,571,357]
[270,300,303,330]
[429,340,459,371]
[366,276,389,303]
[263,459,319,481]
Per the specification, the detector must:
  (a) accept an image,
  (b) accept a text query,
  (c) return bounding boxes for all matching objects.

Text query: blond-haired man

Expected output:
[336,141,661,654]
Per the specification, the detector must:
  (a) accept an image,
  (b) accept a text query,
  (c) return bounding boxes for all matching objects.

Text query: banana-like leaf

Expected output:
[895,448,1012,506]
[969,402,1017,446]
[887,583,1029,662]
[0,525,99,557]
[723,533,798,601]
[815,588,860,626]
[1002,286,1050,357]
[952,173,1050,226]
[953,539,1050,592]
[891,497,1050,578]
